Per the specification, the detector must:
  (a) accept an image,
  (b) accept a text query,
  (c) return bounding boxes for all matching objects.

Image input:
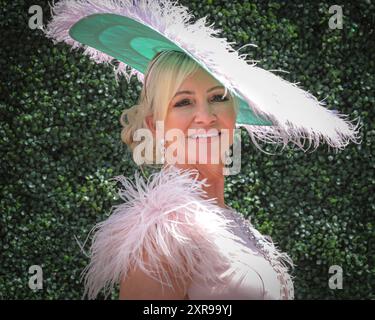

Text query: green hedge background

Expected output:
[1,0,374,299]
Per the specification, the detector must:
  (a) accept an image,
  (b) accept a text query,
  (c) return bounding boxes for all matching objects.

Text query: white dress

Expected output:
[187,206,294,299]
[80,165,294,300]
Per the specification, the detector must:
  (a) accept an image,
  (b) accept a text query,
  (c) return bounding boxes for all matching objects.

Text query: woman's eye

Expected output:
[174,99,191,107]
[174,95,229,107]
[211,94,229,102]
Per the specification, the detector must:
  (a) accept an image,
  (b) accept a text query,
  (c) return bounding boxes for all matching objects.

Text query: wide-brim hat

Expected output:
[43,0,361,152]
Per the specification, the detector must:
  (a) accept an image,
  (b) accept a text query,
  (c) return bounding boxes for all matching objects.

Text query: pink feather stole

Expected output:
[80,165,294,299]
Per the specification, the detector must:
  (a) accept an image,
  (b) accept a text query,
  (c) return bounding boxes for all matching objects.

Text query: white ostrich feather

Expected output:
[43,0,362,152]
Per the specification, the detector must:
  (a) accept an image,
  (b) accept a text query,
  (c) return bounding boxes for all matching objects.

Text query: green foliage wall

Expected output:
[1,0,374,299]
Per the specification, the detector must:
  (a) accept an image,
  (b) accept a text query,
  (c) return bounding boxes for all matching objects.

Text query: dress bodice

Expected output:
[187,207,294,300]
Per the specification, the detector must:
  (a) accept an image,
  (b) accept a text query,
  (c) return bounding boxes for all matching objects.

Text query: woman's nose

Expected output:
[193,101,217,125]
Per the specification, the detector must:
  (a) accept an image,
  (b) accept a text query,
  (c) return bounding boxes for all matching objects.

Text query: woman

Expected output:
[79,50,295,300]
[116,50,294,300]
[43,0,360,300]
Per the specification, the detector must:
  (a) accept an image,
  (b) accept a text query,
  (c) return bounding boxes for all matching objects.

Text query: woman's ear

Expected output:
[145,114,156,135]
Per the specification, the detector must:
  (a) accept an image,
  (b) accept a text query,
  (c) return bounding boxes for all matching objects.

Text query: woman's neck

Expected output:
[199,170,226,208]
[168,163,227,209]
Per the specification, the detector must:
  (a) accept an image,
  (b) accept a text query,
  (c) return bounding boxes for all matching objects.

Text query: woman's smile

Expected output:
[163,66,236,166]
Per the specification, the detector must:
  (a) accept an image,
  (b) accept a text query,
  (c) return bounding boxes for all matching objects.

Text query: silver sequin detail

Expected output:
[223,207,294,300]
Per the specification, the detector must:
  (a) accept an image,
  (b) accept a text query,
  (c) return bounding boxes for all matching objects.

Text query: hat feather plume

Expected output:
[42,0,362,152]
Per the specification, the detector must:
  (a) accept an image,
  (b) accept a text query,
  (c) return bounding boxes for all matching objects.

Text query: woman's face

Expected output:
[163,67,237,166]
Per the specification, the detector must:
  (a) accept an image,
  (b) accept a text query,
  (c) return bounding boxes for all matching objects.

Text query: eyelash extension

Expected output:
[174,95,229,107]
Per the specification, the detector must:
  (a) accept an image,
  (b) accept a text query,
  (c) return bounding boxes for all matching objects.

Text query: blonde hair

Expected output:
[120,50,238,167]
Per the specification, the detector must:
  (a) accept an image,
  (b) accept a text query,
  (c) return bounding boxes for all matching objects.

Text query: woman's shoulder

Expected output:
[80,165,235,299]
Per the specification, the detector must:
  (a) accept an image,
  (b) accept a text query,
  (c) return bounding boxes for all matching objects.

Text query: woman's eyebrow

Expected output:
[174,85,225,97]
